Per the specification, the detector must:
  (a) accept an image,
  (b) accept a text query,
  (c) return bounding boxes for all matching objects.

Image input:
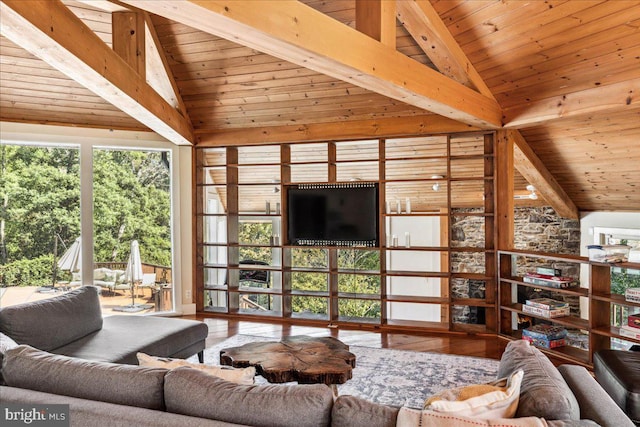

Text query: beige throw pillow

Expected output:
[397,408,548,427]
[136,352,255,385]
[424,369,524,419]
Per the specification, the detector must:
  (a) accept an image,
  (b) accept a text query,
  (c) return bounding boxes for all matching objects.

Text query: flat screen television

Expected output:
[286,183,379,246]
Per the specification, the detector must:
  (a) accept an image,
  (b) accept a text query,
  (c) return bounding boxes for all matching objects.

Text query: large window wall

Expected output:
[0,123,188,315]
[196,132,497,333]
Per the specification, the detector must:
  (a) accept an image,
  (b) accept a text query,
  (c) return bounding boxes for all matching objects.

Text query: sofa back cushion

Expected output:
[164,367,333,427]
[2,345,167,410]
[0,286,103,351]
[497,340,579,420]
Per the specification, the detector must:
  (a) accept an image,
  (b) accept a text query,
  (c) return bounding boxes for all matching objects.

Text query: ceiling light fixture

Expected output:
[431,175,444,191]
[514,184,538,200]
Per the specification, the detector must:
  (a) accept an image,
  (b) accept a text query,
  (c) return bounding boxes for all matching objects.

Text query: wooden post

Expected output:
[355,0,396,48]
[112,11,146,79]
[495,130,514,250]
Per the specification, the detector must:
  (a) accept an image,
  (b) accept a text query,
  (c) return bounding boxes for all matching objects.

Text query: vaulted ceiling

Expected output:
[1,0,638,215]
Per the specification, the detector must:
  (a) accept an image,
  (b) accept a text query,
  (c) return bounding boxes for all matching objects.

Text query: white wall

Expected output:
[0,122,193,315]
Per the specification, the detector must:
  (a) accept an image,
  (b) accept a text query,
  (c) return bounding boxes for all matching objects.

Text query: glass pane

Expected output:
[291,296,328,319]
[338,299,381,321]
[239,293,282,314]
[239,247,282,268]
[238,218,280,246]
[292,272,328,292]
[386,136,447,158]
[203,245,227,266]
[337,249,380,271]
[385,216,443,247]
[93,148,173,314]
[338,274,380,295]
[1,144,81,299]
[291,248,328,268]
[386,250,446,273]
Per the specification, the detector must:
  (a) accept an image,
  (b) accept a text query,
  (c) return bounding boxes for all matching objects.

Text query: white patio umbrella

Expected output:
[115,240,151,312]
[57,237,81,274]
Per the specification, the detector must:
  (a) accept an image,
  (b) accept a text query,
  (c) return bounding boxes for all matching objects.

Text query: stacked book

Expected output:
[522,298,570,318]
[619,313,640,341]
[522,324,567,349]
[625,288,640,303]
[523,272,577,289]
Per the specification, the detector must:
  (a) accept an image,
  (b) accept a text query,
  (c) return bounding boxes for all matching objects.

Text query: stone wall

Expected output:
[451,206,581,323]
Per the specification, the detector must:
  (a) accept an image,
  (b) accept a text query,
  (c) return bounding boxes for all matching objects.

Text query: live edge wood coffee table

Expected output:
[220,335,356,394]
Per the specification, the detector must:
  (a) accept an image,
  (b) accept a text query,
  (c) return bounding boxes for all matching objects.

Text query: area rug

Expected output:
[188,335,500,409]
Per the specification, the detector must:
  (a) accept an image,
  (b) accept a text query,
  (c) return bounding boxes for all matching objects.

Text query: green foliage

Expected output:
[1,145,172,286]
[236,223,382,319]
[611,269,640,294]
[0,255,55,287]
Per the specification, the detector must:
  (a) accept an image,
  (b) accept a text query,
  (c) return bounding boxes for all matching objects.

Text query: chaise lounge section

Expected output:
[0,286,207,364]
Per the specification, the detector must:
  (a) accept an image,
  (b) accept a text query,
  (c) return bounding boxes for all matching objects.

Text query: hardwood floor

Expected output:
[185,315,509,361]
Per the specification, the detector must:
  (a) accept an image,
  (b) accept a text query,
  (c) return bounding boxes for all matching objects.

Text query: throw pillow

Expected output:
[397,408,548,427]
[424,369,524,419]
[0,332,19,385]
[137,352,255,385]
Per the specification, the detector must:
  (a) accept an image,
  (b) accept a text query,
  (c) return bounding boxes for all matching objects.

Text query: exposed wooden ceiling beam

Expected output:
[395,0,494,99]
[0,0,194,145]
[119,0,502,129]
[75,0,130,13]
[355,0,396,48]
[112,11,145,78]
[196,115,479,147]
[143,13,189,115]
[503,79,640,128]
[509,130,579,219]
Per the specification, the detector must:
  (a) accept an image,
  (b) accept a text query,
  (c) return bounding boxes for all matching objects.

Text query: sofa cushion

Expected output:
[51,315,208,364]
[397,408,548,427]
[137,352,255,385]
[164,367,333,427]
[0,286,103,351]
[425,369,523,419]
[2,345,167,410]
[0,332,19,385]
[331,395,399,427]
[497,340,579,420]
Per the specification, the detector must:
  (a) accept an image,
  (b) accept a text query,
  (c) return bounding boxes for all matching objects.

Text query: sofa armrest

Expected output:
[557,365,634,427]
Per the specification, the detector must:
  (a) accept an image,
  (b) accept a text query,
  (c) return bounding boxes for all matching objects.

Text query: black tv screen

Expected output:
[287,183,379,246]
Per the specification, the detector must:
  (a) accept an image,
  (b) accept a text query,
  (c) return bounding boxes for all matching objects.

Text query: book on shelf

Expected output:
[628,313,640,329]
[626,288,640,303]
[536,267,562,277]
[522,304,570,318]
[525,298,569,310]
[522,336,566,349]
[522,324,568,340]
[522,273,577,289]
[619,325,640,341]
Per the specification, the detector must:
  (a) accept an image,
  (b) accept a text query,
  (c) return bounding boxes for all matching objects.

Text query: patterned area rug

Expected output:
[189,335,500,409]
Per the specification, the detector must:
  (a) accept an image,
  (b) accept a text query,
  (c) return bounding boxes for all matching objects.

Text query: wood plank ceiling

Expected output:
[0,0,638,213]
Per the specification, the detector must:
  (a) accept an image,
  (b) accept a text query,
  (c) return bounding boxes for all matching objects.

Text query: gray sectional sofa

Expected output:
[0,287,634,427]
[0,286,207,364]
